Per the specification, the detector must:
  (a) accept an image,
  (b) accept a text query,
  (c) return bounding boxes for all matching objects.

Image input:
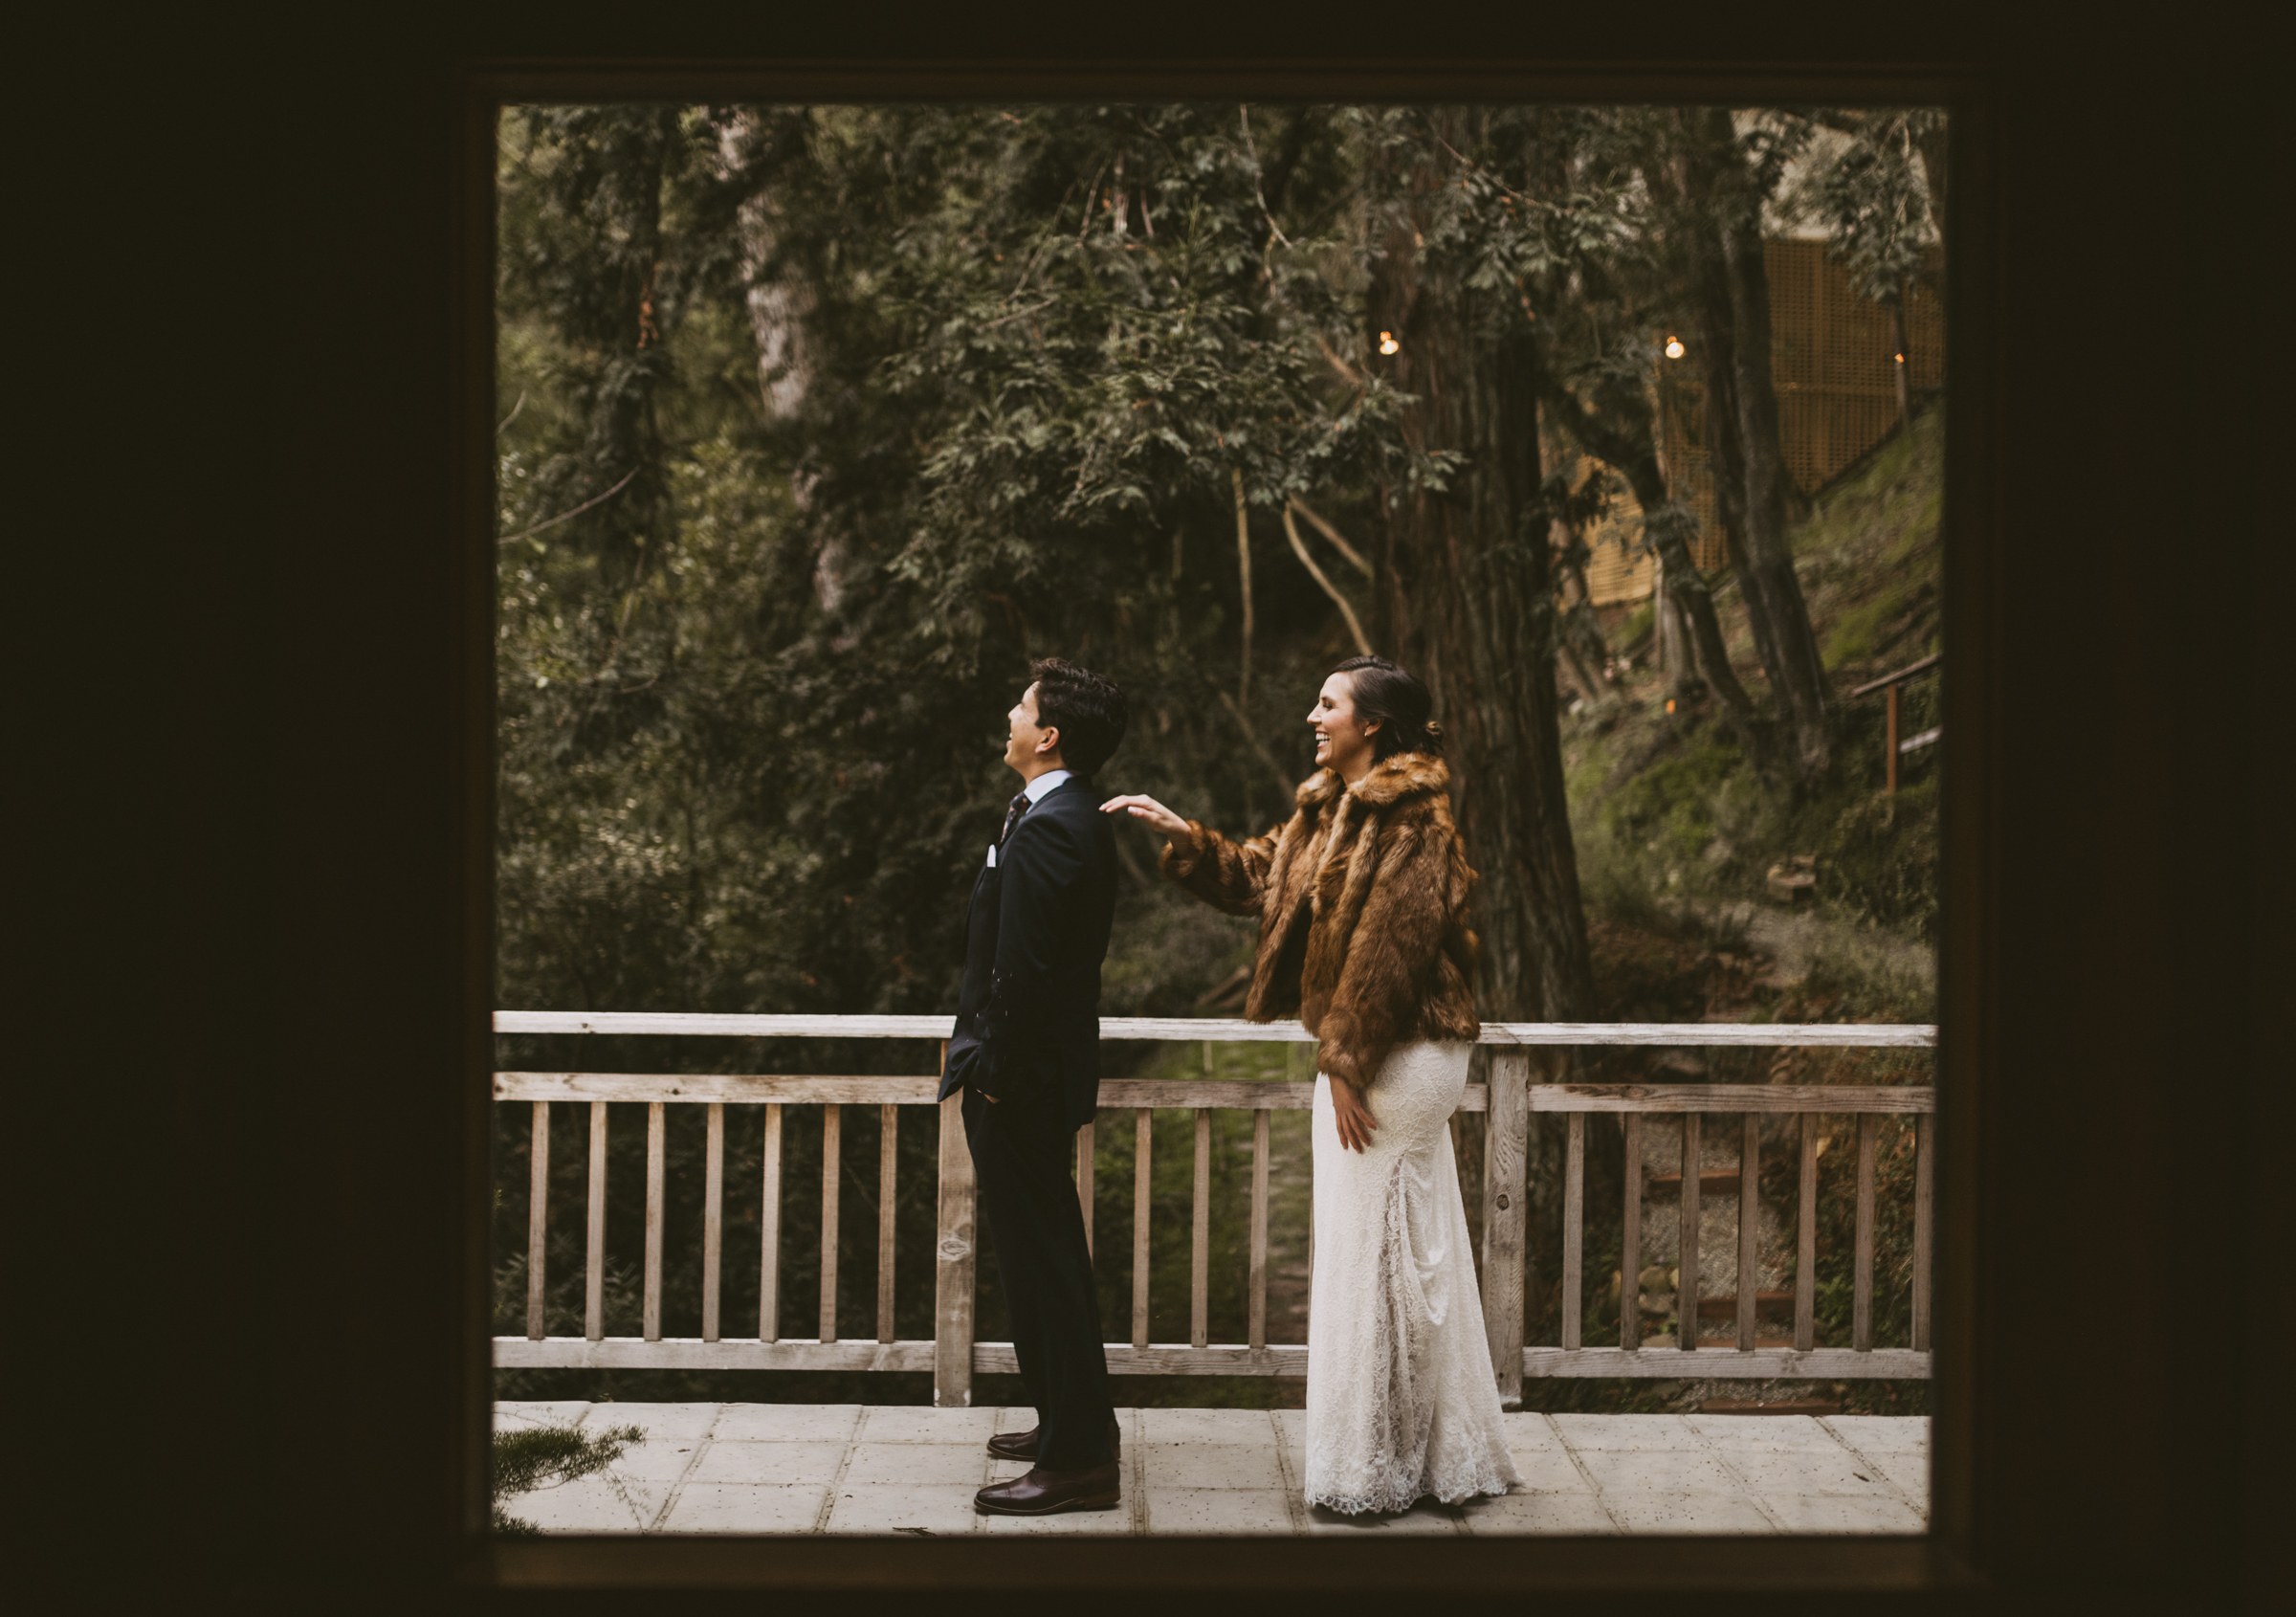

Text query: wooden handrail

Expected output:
[497,1018,1935,1405]
[1849,652,1941,698]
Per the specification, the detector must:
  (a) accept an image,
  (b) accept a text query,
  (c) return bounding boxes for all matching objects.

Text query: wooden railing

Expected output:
[492,1014,1935,1407]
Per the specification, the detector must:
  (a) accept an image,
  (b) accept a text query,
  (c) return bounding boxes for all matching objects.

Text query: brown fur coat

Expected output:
[1160,751,1480,1092]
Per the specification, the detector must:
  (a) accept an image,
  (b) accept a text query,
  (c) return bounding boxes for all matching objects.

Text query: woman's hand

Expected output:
[1098,793,1189,837]
[1329,1076,1378,1153]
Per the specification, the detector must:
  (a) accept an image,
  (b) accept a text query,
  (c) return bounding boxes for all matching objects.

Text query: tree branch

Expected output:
[1286,496,1373,578]
[497,467,641,545]
[1217,689,1300,800]
[1233,468,1254,703]
[1282,503,1372,654]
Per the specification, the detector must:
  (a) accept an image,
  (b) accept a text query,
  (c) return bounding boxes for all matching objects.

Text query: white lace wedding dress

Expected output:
[1305,1040,1521,1515]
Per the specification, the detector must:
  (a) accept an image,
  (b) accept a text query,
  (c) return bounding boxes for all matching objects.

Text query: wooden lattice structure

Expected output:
[1579,239,1945,606]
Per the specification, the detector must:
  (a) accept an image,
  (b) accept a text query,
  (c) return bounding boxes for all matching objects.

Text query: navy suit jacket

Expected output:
[938,776,1117,1130]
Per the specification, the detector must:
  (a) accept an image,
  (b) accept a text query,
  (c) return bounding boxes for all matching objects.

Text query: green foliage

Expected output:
[491,1422,643,1536]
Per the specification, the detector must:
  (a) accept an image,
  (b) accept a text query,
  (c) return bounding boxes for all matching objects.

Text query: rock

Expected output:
[1765,854,1818,902]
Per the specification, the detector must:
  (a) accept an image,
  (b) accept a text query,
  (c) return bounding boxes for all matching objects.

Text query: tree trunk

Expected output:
[1367,130,1593,1025]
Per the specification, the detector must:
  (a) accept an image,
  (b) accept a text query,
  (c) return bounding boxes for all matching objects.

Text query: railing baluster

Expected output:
[932,1043,977,1408]
[1912,1111,1934,1352]
[820,1103,842,1344]
[1853,1112,1878,1352]
[1679,1112,1701,1350]
[876,1103,898,1344]
[1621,1112,1642,1350]
[760,1102,783,1341]
[1561,1110,1584,1351]
[585,1100,607,1342]
[702,1101,724,1342]
[1795,1113,1818,1352]
[526,1101,549,1340]
[1191,1107,1211,1349]
[1132,1108,1152,1350]
[1248,1108,1269,1350]
[1737,1113,1760,1352]
[644,1100,666,1341]
[1076,1119,1094,1260]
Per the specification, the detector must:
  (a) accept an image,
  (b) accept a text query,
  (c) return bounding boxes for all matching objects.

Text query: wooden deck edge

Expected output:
[1523,1346,1932,1379]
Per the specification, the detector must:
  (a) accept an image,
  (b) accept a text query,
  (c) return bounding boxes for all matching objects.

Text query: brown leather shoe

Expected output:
[974,1460,1121,1516]
[986,1419,1121,1462]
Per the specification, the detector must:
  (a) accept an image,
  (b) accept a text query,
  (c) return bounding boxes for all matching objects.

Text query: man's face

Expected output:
[1003,682,1060,775]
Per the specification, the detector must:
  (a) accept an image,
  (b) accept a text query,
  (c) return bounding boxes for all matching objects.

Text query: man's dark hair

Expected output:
[1330,654,1444,761]
[1029,657,1128,778]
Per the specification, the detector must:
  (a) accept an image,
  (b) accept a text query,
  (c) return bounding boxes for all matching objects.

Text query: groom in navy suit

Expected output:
[940,658,1128,1516]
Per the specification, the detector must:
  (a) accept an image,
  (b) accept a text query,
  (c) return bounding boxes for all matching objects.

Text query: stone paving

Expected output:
[495,1403,1929,1536]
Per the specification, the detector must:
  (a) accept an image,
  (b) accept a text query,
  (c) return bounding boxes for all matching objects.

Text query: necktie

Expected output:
[999,790,1030,845]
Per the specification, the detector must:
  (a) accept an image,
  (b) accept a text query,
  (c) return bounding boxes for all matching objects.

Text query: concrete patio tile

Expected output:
[1574,1449,1742,1495]
[607,1439,710,1483]
[1135,1441,1287,1490]
[824,1482,983,1535]
[1687,1414,1841,1451]
[979,1495,1133,1534]
[503,1477,651,1533]
[993,1406,1038,1434]
[1861,1448,1929,1500]
[495,1401,595,1429]
[1457,1491,1619,1535]
[1504,1444,1595,1494]
[1551,1414,1699,1451]
[1825,1416,1929,1452]
[1758,1493,1927,1534]
[709,1404,862,1443]
[845,1441,990,1487]
[1270,1409,1304,1445]
[857,1406,1000,1445]
[585,1403,721,1441]
[1598,1491,1778,1535]
[1723,1449,1904,1497]
[1305,1499,1462,1535]
[1138,1407,1281,1445]
[1142,1488,1296,1535]
[656,1483,829,1534]
[1497,1412,1565,1451]
[685,1440,847,1487]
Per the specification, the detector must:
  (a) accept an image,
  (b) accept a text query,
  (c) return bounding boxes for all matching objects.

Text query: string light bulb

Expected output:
[1894,352,1907,365]
[1379,331,1401,356]
[1664,336,1685,360]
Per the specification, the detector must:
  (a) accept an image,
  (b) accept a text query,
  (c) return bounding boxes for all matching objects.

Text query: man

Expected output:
[940,657,1128,1516]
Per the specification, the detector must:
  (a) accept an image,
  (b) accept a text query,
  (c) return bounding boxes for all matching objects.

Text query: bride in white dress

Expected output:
[1103,655,1518,1515]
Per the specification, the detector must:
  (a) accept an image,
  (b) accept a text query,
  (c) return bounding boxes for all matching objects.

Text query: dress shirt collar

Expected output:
[1021,767,1073,805]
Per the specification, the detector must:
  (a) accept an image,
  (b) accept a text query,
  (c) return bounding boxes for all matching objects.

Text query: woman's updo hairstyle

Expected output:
[1330,654,1444,761]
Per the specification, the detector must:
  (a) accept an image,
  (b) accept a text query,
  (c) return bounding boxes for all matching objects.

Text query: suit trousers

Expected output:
[962,1083,1115,1471]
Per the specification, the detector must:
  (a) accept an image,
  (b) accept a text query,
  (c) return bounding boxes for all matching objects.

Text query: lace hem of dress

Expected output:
[1306,1467,1515,1516]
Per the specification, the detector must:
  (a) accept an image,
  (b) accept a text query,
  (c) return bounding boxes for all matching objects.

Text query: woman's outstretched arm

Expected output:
[1101,793,1282,917]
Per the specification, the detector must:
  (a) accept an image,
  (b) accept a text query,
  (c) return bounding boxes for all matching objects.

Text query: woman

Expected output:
[1101,655,1518,1516]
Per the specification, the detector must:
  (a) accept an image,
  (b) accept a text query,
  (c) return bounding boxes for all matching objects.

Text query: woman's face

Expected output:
[1308,673,1379,774]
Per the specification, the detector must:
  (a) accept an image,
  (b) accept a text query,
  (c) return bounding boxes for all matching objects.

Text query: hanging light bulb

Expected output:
[1894,351,1907,365]
[1665,336,1685,360]
[1379,331,1401,356]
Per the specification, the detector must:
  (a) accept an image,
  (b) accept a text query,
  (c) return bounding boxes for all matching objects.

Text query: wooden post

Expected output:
[1076,1119,1094,1260]
[1912,1111,1934,1352]
[932,1044,977,1407]
[1679,1112,1701,1350]
[526,1101,549,1340]
[876,1103,898,1344]
[585,1100,607,1341]
[702,1101,724,1342]
[643,1100,665,1342]
[1132,1108,1153,1350]
[819,1103,841,1344]
[1795,1113,1818,1352]
[1886,683,1901,794]
[1853,1112,1878,1352]
[1737,1113,1760,1352]
[1481,1051,1529,1405]
[1190,1108,1212,1349]
[1248,1108,1270,1350]
[1560,1109,1584,1352]
[760,1102,783,1342]
[1621,1112,1642,1351]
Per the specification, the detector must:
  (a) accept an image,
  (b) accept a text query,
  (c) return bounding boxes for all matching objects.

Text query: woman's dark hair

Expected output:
[1029,657,1129,778]
[1330,654,1444,761]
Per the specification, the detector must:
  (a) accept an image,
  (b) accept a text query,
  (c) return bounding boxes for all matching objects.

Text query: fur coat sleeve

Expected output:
[1159,818,1285,918]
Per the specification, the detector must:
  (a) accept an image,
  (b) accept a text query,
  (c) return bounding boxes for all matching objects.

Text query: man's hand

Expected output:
[1099,793,1188,837]
[1329,1077,1378,1153]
